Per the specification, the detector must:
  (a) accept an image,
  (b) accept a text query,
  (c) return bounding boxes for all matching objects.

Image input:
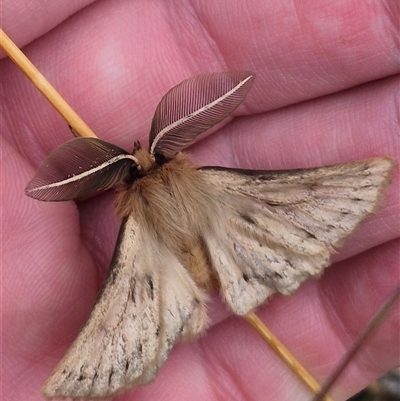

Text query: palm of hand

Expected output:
[1,2,399,401]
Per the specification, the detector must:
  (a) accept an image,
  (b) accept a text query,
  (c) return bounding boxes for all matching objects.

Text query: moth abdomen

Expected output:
[179,238,217,290]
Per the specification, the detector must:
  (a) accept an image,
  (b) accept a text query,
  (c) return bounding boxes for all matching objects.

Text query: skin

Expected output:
[1,1,399,400]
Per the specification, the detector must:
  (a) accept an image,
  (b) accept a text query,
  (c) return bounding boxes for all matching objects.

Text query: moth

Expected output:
[25,71,395,399]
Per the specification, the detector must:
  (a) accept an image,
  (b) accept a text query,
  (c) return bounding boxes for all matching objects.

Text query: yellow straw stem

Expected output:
[0,28,97,138]
[245,312,335,401]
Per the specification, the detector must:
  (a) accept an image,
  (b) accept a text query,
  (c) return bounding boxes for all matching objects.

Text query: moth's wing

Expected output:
[200,157,395,315]
[42,214,208,399]
[149,71,254,158]
[25,138,138,201]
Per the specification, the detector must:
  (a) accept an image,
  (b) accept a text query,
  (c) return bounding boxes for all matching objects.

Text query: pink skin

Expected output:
[1,1,399,400]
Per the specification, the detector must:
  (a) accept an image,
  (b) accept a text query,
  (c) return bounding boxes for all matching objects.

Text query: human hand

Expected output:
[2,1,399,400]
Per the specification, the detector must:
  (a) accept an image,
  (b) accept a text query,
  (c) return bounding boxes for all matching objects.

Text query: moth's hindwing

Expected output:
[199,157,395,315]
[42,215,208,399]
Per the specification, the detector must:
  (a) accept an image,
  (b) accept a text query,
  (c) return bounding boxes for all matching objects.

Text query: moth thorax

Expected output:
[133,147,156,172]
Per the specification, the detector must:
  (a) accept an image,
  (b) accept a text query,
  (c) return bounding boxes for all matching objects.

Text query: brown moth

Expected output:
[25,71,395,399]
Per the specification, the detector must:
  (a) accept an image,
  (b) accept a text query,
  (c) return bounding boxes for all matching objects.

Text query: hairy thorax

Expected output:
[115,150,219,290]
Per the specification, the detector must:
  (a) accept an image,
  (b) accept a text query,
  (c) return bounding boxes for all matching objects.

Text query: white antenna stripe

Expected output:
[27,154,139,193]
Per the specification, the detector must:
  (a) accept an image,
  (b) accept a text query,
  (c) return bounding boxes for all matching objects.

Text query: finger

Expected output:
[195,0,400,109]
[1,136,100,401]
[0,0,96,53]
[197,76,399,169]
[2,0,399,158]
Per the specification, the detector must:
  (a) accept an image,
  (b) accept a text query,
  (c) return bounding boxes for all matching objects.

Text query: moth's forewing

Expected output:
[199,157,395,315]
[42,214,208,399]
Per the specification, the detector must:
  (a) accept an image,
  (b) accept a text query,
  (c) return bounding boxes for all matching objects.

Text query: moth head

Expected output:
[25,71,256,201]
[131,141,157,174]
[25,138,140,201]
